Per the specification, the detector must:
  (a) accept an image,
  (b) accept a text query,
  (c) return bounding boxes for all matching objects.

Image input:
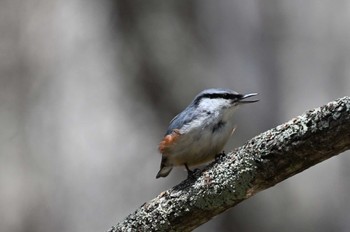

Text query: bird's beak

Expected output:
[237,93,259,104]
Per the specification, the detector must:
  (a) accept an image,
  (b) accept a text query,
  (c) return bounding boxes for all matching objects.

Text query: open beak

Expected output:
[237,93,259,104]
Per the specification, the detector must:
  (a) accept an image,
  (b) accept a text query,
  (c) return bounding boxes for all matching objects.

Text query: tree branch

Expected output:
[109,97,350,232]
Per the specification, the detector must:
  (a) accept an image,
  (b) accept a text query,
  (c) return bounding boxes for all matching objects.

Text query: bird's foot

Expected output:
[215,150,226,160]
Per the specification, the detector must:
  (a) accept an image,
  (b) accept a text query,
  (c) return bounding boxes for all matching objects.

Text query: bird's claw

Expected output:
[215,150,226,159]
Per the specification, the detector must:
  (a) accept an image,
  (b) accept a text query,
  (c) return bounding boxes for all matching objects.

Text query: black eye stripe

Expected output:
[206,93,242,99]
[194,93,242,105]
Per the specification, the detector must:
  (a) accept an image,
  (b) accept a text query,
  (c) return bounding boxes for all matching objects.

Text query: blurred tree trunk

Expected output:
[111,0,209,122]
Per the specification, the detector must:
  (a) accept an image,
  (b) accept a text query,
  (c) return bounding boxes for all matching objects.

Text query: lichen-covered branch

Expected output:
[109,97,350,232]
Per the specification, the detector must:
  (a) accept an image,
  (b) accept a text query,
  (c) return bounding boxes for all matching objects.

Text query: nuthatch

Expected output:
[156,88,259,178]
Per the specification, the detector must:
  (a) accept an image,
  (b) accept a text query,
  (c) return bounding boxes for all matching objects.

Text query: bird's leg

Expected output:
[184,164,201,179]
[184,164,194,178]
[185,163,201,179]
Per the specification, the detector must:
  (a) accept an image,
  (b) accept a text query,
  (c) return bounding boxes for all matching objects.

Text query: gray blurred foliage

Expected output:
[0,0,349,232]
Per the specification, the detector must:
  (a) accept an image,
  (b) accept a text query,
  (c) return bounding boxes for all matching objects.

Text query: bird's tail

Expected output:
[156,156,173,178]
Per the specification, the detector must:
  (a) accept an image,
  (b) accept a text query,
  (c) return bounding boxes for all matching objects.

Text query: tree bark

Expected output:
[109,96,350,232]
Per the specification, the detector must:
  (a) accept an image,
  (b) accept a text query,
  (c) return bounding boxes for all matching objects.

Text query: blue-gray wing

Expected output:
[165,104,198,135]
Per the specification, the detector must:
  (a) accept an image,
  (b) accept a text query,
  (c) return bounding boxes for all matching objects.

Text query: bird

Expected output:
[156,88,259,178]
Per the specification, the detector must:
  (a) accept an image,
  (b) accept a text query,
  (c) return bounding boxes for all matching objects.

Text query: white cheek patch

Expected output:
[198,98,231,111]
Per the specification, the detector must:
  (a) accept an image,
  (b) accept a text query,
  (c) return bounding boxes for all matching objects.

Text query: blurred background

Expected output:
[1,0,350,231]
